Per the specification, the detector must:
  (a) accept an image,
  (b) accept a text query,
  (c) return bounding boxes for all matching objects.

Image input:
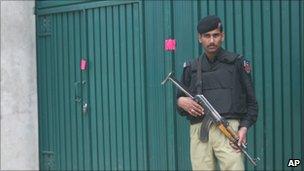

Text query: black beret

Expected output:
[197,15,222,34]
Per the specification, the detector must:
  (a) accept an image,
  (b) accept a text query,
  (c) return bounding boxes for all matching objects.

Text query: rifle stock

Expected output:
[161,72,260,166]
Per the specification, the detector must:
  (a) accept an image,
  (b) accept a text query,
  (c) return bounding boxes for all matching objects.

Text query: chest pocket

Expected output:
[193,63,235,114]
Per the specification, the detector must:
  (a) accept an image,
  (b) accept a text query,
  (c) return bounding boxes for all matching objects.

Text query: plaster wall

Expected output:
[1,1,39,170]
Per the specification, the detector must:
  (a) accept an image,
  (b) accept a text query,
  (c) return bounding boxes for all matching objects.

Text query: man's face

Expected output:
[198,28,224,55]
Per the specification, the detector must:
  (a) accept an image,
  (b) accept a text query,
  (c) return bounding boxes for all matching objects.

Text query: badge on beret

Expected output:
[243,60,251,74]
[217,22,221,29]
[183,62,187,68]
[183,61,190,68]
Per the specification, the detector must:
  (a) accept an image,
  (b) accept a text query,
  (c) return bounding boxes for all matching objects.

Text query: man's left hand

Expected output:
[229,127,247,153]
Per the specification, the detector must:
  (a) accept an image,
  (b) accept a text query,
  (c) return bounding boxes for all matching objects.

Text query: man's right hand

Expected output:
[177,97,204,117]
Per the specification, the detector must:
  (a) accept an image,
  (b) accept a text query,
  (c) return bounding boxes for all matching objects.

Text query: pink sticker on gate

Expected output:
[165,39,176,51]
[80,59,88,71]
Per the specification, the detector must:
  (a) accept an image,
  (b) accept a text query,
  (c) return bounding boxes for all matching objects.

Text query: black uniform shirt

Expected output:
[176,48,258,129]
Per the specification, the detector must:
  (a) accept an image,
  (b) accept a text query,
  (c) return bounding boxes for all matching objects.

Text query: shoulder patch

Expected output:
[243,59,251,74]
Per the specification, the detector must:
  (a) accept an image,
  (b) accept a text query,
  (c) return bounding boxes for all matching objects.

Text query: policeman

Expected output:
[176,15,258,170]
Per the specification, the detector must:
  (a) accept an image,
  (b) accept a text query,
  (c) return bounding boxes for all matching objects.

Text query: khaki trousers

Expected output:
[190,119,244,171]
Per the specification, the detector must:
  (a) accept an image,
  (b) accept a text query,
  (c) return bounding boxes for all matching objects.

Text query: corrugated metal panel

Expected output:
[37,10,86,170]
[144,1,198,170]
[143,1,303,171]
[36,0,90,9]
[36,0,303,170]
[302,0,304,168]
[84,3,147,170]
[36,1,147,170]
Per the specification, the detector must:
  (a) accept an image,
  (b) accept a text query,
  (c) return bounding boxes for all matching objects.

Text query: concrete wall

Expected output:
[1,1,39,170]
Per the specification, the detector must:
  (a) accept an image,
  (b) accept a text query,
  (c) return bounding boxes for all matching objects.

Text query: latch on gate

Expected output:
[74,58,89,114]
[74,81,88,114]
[82,103,88,114]
[74,81,86,103]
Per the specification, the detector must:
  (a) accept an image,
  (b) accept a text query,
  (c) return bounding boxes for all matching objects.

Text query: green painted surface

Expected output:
[36,0,303,170]
[36,1,146,170]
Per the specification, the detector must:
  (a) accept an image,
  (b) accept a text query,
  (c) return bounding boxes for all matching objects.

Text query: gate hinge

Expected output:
[41,150,55,170]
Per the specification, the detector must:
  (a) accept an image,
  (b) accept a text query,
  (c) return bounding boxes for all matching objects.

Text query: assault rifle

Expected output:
[161,72,260,166]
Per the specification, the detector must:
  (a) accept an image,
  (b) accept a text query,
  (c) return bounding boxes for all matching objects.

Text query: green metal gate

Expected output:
[36,0,304,170]
[36,1,147,170]
[143,1,303,170]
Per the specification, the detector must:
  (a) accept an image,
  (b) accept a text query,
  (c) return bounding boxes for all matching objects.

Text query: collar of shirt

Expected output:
[204,47,224,64]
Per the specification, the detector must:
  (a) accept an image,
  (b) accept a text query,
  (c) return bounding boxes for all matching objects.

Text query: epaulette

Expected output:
[236,54,244,60]
[219,52,239,64]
